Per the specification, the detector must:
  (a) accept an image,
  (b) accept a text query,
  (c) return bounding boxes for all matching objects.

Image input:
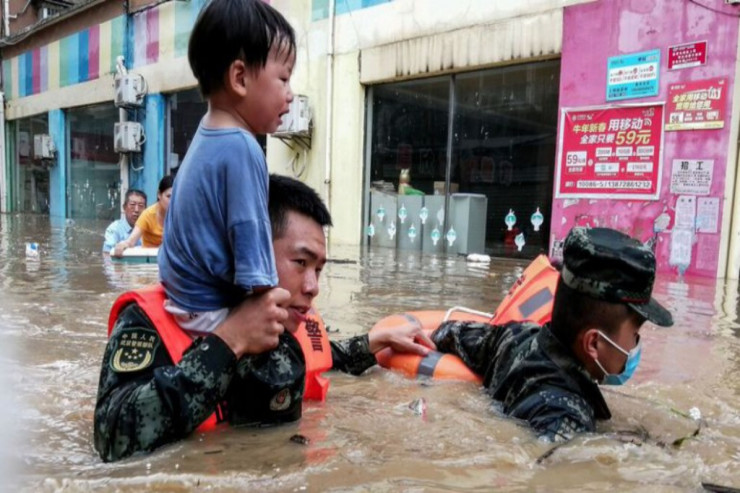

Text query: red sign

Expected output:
[668,41,707,70]
[555,104,664,199]
[665,77,727,131]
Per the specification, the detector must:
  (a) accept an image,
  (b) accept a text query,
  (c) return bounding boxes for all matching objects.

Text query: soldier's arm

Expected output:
[431,320,503,375]
[330,335,377,376]
[507,388,595,442]
[94,304,236,462]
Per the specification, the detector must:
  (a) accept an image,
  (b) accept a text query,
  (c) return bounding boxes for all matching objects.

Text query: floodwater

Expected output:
[1,213,739,492]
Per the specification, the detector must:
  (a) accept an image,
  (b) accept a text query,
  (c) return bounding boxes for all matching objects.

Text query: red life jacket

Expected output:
[108,284,333,430]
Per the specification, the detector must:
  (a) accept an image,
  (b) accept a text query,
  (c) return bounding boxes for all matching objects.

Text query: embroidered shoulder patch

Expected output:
[111,327,160,373]
[270,388,292,411]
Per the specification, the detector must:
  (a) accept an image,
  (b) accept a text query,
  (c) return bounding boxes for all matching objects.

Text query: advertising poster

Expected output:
[555,104,664,199]
[665,78,727,131]
[668,41,707,70]
[674,195,697,230]
[696,197,720,234]
[670,228,694,268]
[669,159,713,195]
[606,49,660,101]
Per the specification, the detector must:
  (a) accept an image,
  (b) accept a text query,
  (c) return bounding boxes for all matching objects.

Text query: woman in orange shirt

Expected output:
[112,175,174,256]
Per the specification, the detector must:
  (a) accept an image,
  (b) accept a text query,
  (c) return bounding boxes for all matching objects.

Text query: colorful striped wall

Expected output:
[2,16,125,100]
[130,0,206,69]
[2,0,274,100]
[312,0,393,21]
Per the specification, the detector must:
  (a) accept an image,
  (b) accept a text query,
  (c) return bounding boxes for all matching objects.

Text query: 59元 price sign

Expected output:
[555,104,665,199]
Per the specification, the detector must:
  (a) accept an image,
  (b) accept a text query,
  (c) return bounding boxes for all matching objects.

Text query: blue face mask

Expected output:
[594,331,641,385]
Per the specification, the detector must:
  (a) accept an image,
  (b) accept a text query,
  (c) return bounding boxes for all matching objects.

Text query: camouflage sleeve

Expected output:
[507,387,595,442]
[330,335,377,376]
[94,304,236,462]
[431,321,502,376]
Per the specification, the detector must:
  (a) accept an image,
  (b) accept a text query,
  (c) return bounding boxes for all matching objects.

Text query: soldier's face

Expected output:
[273,211,327,332]
[595,315,642,376]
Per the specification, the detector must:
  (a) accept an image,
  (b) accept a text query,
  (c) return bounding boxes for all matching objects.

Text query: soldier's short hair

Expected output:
[268,174,332,239]
[550,278,638,347]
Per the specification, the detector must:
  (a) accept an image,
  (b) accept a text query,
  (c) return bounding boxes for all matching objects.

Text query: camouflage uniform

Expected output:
[432,320,610,442]
[431,226,674,442]
[94,303,377,462]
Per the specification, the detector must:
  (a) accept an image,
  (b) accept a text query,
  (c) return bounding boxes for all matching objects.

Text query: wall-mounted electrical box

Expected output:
[274,95,311,136]
[114,74,147,108]
[33,134,56,160]
[114,122,145,153]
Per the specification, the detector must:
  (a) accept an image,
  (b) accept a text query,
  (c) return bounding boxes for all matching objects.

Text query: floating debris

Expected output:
[467,253,491,263]
[25,242,40,260]
[702,482,740,493]
[408,397,427,417]
[290,434,310,445]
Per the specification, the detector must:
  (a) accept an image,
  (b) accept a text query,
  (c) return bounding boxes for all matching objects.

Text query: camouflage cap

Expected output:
[561,227,673,327]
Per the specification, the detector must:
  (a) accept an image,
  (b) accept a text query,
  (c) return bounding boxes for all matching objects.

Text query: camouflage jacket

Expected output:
[94,303,377,462]
[432,320,611,441]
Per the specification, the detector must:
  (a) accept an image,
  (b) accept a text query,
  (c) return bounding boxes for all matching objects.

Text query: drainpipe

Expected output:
[324,0,335,220]
[0,92,5,213]
[116,56,129,208]
[3,0,9,37]
[722,34,740,280]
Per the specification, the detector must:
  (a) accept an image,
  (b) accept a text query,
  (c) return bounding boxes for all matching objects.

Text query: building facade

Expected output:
[2,0,740,277]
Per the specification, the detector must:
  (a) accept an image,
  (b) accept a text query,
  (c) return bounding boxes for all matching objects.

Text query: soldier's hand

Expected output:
[368,319,436,356]
[214,287,290,358]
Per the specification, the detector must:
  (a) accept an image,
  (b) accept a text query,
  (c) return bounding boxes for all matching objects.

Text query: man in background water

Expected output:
[102,189,146,254]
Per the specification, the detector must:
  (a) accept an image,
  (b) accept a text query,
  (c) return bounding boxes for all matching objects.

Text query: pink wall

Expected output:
[553,0,740,277]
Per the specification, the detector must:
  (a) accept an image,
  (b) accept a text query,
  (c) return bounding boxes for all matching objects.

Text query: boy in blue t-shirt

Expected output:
[159,0,295,334]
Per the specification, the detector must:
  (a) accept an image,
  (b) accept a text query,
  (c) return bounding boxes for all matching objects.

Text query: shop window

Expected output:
[369,76,449,195]
[166,88,266,176]
[367,60,560,259]
[67,104,120,220]
[14,114,50,213]
[452,60,560,258]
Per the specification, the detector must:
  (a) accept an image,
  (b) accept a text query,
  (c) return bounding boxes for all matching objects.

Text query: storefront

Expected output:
[8,114,50,213]
[67,104,119,220]
[2,0,740,277]
[366,60,560,257]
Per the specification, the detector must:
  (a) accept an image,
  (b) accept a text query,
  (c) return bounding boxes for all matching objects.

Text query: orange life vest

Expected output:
[108,284,333,430]
[376,254,560,382]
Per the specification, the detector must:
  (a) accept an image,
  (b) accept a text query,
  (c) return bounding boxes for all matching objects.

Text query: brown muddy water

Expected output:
[0,213,739,492]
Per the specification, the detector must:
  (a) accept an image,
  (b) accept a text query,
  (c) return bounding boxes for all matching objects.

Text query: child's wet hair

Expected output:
[188,0,296,97]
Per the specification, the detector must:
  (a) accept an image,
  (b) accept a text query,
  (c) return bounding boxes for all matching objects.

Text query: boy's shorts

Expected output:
[164,300,229,336]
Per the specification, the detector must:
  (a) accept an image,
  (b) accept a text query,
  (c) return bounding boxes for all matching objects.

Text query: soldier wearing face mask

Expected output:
[431,227,673,441]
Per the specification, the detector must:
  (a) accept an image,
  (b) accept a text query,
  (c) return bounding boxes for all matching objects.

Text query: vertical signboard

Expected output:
[555,104,665,199]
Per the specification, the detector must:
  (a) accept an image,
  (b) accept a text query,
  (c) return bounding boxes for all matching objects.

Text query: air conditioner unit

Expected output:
[114,122,145,153]
[39,7,58,20]
[114,74,147,108]
[33,134,56,160]
[274,95,311,136]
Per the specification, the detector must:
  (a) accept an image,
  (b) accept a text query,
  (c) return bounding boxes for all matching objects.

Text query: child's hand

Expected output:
[214,287,290,358]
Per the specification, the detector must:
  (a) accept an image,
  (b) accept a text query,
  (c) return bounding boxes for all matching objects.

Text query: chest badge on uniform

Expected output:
[270,388,292,411]
[111,328,159,373]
